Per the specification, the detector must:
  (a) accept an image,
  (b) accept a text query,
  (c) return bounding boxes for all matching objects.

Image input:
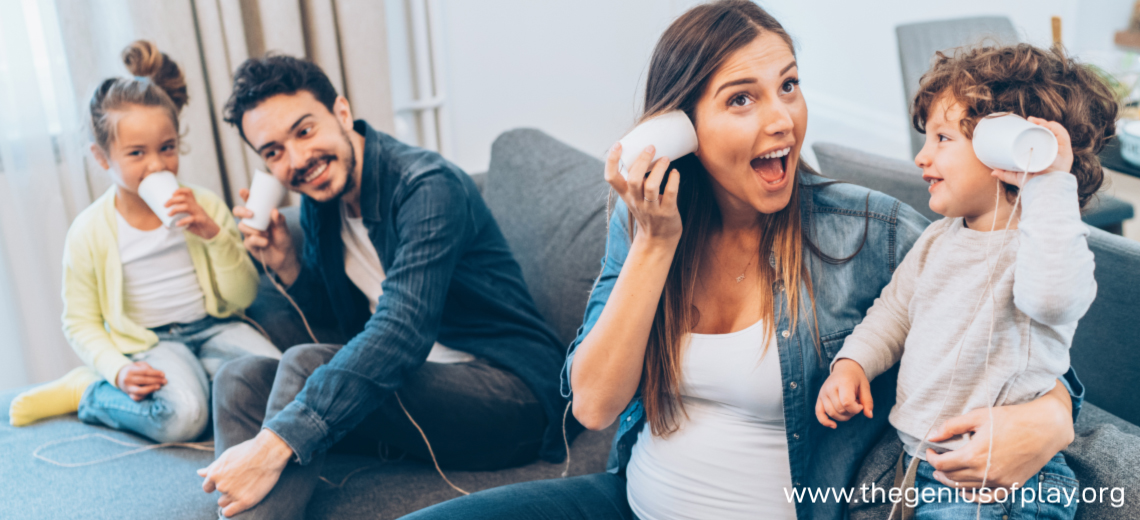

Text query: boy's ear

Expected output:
[90,143,110,170]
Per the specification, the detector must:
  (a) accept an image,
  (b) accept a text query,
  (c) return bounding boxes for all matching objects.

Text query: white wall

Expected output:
[392,0,1132,173]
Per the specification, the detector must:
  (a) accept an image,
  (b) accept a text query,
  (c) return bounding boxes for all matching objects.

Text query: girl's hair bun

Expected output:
[122,40,188,114]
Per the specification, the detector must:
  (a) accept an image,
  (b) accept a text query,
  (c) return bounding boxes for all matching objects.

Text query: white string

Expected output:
[256,254,471,496]
[972,163,1030,518]
[257,253,319,346]
[394,392,469,495]
[31,432,378,489]
[561,400,573,478]
[33,433,214,468]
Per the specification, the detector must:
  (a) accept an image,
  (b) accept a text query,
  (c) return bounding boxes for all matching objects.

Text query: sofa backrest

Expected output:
[895,16,1018,156]
[481,129,610,347]
[813,141,1140,425]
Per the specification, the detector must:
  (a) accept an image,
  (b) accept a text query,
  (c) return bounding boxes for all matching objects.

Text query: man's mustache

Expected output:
[291,155,337,186]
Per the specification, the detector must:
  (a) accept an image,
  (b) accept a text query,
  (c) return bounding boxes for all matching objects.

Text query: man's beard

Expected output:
[336,128,358,199]
[294,127,357,203]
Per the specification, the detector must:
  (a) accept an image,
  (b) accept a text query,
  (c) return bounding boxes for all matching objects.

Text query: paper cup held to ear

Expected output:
[972,113,1058,173]
[243,170,287,231]
[618,111,698,179]
[137,171,190,228]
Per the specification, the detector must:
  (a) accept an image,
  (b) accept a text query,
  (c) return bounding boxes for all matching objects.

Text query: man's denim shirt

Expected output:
[264,121,570,465]
[560,174,1084,520]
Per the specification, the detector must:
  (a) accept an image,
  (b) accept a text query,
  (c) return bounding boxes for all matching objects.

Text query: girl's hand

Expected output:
[166,188,221,240]
[116,361,167,401]
[815,358,874,428]
[604,143,682,247]
[991,117,1074,187]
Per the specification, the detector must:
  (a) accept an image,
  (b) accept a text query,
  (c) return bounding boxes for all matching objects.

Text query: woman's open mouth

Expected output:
[750,146,792,189]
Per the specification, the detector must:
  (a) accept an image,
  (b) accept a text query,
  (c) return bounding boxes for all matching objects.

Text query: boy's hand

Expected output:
[116,361,167,401]
[167,188,221,240]
[991,117,1073,187]
[815,358,874,429]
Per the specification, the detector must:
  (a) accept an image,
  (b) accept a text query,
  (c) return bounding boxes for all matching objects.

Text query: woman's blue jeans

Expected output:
[401,472,633,520]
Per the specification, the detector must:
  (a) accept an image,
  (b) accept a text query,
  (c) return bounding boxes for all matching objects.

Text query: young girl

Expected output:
[817,44,1116,518]
[8,40,281,443]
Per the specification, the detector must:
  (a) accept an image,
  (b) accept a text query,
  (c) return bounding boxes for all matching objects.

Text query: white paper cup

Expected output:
[243,170,287,231]
[137,171,190,228]
[972,113,1058,173]
[618,110,698,179]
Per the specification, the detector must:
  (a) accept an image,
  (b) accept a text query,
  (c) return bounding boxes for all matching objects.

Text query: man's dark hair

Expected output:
[224,54,338,141]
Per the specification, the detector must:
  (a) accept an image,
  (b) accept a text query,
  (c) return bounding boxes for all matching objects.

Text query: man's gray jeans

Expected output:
[211,343,547,520]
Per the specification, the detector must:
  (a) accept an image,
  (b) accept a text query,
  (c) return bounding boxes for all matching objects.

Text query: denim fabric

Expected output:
[559,175,1085,520]
[904,453,1079,520]
[78,317,280,443]
[266,121,569,465]
[401,473,633,520]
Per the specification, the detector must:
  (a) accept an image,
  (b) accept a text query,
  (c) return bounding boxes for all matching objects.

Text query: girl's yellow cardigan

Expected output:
[61,185,259,383]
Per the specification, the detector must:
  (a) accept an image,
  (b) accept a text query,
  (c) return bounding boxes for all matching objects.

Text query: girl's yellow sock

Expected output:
[8,366,100,426]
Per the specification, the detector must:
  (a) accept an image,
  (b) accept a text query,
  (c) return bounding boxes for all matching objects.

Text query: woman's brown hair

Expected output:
[633,0,817,437]
[90,40,188,151]
[912,44,1119,208]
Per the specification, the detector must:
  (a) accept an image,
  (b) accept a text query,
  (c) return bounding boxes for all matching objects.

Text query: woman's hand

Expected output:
[234,188,300,285]
[166,188,221,240]
[925,380,1074,491]
[604,143,682,246]
[569,143,684,431]
[991,117,1074,187]
[815,359,874,428]
[116,361,167,401]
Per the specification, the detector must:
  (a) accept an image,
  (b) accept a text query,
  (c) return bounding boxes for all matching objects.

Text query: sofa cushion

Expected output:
[481,129,610,346]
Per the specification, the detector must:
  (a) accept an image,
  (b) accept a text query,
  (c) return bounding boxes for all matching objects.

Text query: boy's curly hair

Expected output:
[912,44,1119,208]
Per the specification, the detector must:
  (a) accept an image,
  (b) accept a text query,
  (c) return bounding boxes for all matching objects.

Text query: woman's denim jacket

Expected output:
[560,173,1084,520]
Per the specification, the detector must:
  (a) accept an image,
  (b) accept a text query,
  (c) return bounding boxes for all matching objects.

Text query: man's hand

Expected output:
[815,358,874,429]
[116,361,166,401]
[926,380,1074,491]
[233,188,300,285]
[167,188,221,240]
[198,428,295,517]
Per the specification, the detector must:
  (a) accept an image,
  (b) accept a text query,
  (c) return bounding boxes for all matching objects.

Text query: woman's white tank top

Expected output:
[626,319,796,520]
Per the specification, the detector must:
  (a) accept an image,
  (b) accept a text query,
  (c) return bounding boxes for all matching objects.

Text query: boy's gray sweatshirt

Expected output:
[833,171,1096,458]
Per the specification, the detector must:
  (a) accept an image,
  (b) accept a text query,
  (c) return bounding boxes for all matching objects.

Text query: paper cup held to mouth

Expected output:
[972,113,1058,173]
[137,171,190,228]
[243,170,287,231]
[618,111,698,180]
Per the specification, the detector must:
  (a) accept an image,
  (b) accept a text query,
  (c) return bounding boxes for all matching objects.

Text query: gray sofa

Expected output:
[1,131,1136,519]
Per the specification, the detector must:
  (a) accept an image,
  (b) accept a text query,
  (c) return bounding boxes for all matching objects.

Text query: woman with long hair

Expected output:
[405,2,1081,519]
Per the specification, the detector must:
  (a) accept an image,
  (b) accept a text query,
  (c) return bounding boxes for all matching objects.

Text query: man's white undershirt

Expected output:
[340,202,474,364]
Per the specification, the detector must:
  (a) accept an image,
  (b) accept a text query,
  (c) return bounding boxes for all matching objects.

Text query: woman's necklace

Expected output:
[711,239,760,283]
[733,254,756,283]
